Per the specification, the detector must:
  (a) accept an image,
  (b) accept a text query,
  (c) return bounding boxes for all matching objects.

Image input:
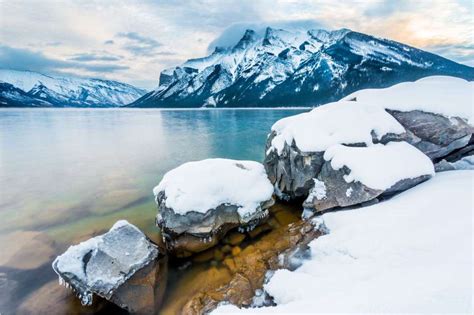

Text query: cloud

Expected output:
[117,32,162,56]
[207,19,326,52]
[69,53,122,62]
[104,40,115,45]
[0,45,128,74]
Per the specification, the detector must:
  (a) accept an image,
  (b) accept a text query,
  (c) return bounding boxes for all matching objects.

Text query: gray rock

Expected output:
[387,110,474,160]
[435,155,474,172]
[156,193,274,256]
[302,162,431,212]
[52,220,163,313]
[264,109,473,210]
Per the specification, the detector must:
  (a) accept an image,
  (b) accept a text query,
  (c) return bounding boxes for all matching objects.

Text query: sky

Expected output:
[0,0,472,90]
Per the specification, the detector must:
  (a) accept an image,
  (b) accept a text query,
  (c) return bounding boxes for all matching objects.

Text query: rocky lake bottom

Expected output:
[0,108,308,314]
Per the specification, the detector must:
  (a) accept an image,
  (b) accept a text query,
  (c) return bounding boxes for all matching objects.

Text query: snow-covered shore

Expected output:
[215,170,473,313]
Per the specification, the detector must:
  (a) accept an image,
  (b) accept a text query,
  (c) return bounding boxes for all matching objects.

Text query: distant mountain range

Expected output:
[129,27,474,108]
[0,69,146,107]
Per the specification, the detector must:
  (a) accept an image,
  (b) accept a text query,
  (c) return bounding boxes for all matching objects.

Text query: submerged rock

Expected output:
[158,203,325,314]
[154,159,274,255]
[52,220,166,314]
[0,230,56,270]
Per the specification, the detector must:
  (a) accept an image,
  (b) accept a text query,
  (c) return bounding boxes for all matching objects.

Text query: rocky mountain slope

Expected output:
[129,28,474,108]
[0,69,146,107]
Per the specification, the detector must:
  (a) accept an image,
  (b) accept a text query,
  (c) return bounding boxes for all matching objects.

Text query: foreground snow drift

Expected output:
[215,171,473,313]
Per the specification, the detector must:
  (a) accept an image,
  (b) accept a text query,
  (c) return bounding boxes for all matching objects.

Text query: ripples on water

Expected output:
[0,108,308,313]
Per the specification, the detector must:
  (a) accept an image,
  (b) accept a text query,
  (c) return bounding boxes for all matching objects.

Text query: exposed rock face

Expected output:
[156,200,274,256]
[52,220,166,314]
[435,155,474,172]
[387,110,474,160]
[154,159,274,256]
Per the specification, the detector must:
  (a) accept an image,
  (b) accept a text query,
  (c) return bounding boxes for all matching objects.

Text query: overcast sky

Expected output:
[0,0,472,90]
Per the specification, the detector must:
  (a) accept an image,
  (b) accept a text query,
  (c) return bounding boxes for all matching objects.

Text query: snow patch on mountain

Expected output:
[0,69,146,107]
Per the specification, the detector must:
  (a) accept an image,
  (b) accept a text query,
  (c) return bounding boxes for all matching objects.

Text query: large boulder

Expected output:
[264,100,407,201]
[52,220,166,314]
[154,158,274,256]
[264,76,473,211]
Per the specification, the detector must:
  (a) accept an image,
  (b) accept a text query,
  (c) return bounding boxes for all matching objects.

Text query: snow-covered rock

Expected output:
[154,159,274,255]
[264,77,473,208]
[343,76,474,124]
[129,27,473,108]
[52,220,165,313]
[303,142,434,212]
[344,76,474,159]
[0,69,146,107]
[213,170,474,313]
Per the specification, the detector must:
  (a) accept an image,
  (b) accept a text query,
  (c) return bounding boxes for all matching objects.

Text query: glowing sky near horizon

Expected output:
[0,0,472,89]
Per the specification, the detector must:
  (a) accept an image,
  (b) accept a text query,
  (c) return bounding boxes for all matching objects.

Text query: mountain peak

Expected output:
[130,27,473,108]
[234,29,258,50]
[0,69,146,107]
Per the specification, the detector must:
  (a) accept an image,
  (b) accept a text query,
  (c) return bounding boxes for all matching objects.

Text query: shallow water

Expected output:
[0,108,308,314]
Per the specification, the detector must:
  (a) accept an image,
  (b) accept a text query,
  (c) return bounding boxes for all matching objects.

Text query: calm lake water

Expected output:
[0,108,307,314]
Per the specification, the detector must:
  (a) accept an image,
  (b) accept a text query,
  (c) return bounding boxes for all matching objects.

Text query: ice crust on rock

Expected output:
[269,101,405,154]
[323,141,435,190]
[153,158,274,218]
[52,220,158,306]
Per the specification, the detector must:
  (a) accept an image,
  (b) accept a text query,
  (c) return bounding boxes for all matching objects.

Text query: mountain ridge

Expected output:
[0,69,146,107]
[129,27,474,108]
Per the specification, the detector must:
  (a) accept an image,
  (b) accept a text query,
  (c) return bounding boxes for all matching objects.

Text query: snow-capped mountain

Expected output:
[0,69,146,107]
[130,28,474,108]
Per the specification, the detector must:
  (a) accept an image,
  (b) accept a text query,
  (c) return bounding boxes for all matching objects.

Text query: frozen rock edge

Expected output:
[154,159,274,254]
[52,220,159,308]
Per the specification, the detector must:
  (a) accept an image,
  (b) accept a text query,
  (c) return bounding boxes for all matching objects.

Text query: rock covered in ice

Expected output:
[154,159,274,255]
[303,142,434,212]
[52,220,161,312]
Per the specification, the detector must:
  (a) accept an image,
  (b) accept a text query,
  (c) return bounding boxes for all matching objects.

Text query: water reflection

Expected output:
[0,108,307,313]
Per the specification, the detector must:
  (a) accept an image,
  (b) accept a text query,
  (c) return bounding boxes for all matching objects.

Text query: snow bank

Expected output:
[344,76,474,124]
[214,171,473,313]
[153,159,274,217]
[324,141,434,190]
[270,101,405,154]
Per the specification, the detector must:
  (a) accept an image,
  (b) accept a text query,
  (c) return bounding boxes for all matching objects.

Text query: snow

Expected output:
[323,141,435,190]
[343,76,474,124]
[214,170,473,313]
[306,179,327,201]
[270,100,405,154]
[0,69,145,106]
[153,159,274,218]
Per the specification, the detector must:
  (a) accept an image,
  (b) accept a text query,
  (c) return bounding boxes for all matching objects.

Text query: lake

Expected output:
[0,108,308,314]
